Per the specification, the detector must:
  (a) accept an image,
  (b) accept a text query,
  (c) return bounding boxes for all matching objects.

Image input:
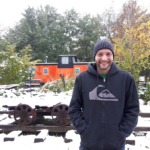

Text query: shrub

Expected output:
[0,44,40,85]
[40,73,77,93]
[139,78,150,105]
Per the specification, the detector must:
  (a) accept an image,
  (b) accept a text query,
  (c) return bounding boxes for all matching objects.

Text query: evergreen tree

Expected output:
[61,9,80,54]
[0,25,7,63]
[5,5,105,63]
[0,44,40,85]
[6,5,60,62]
[75,14,104,62]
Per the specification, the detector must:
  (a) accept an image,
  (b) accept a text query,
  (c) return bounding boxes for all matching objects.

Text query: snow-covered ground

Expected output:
[0,85,150,150]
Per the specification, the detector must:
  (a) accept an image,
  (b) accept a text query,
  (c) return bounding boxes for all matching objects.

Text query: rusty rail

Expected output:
[0,124,75,132]
[0,111,10,114]
[0,124,150,133]
[139,112,150,117]
[0,111,14,116]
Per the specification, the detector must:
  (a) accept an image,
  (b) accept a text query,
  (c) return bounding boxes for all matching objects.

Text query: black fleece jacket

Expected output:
[69,62,139,150]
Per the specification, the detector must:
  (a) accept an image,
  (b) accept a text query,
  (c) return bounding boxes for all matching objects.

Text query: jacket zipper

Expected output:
[102,77,106,149]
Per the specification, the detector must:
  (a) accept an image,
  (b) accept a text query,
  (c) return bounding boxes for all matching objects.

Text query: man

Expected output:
[69,39,139,150]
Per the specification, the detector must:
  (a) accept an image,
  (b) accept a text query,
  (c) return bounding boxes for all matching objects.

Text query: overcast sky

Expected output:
[0,0,150,28]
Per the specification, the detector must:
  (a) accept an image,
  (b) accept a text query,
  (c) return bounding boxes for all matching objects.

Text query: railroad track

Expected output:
[0,124,149,146]
[0,114,75,147]
[0,113,150,147]
[0,124,150,133]
[0,129,76,150]
[0,124,75,132]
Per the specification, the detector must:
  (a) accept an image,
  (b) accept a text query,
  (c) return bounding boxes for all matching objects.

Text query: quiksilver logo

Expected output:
[89,85,118,101]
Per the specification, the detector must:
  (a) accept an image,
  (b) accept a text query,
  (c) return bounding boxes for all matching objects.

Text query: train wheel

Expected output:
[14,104,37,125]
[51,104,70,126]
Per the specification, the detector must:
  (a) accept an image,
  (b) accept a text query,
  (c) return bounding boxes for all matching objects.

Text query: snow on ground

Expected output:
[0,130,81,150]
[0,87,72,110]
[0,86,150,150]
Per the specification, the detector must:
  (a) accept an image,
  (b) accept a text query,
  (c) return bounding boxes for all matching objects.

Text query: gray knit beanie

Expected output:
[93,39,114,60]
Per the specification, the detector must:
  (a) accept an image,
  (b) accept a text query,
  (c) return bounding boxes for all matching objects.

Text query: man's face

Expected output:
[95,49,113,74]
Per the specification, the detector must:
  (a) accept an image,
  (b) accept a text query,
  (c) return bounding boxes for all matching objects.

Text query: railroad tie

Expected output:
[3,131,22,142]
[34,129,49,143]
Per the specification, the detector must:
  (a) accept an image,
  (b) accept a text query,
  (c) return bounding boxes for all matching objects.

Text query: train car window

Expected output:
[43,68,48,74]
[72,57,76,63]
[62,57,69,64]
[75,68,80,74]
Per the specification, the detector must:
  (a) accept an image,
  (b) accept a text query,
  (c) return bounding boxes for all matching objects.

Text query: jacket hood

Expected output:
[87,62,119,77]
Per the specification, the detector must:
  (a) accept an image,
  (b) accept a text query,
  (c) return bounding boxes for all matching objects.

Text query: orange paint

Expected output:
[33,55,91,83]
[34,64,89,83]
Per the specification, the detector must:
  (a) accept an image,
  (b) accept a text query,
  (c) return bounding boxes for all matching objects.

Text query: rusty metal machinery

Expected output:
[51,104,70,126]
[1,103,71,126]
[14,104,37,125]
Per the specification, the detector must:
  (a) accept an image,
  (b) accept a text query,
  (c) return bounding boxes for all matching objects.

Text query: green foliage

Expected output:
[5,5,105,62]
[113,1,150,82]
[59,9,80,55]
[0,44,40,85]
[4,1,150,68]
[0,25,7,63]
[40,73,77,93]
[5,5,67,62]
[139,78,150,105]
[75,14,104,62]
[59,76,76,92]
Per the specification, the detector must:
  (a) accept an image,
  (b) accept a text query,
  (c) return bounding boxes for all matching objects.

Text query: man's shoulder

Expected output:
[119,70,129,74]
[77,71,88,78]
[119,70,134,79]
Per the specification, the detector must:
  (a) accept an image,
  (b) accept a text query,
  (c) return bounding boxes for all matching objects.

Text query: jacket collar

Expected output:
[87,62,119,77]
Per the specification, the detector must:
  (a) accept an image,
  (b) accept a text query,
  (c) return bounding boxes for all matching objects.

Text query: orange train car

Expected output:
[34,55,93,84]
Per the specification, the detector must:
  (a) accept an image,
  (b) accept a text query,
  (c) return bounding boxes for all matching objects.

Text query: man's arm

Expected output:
[68,75,87,135]
[119,75,139,138]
